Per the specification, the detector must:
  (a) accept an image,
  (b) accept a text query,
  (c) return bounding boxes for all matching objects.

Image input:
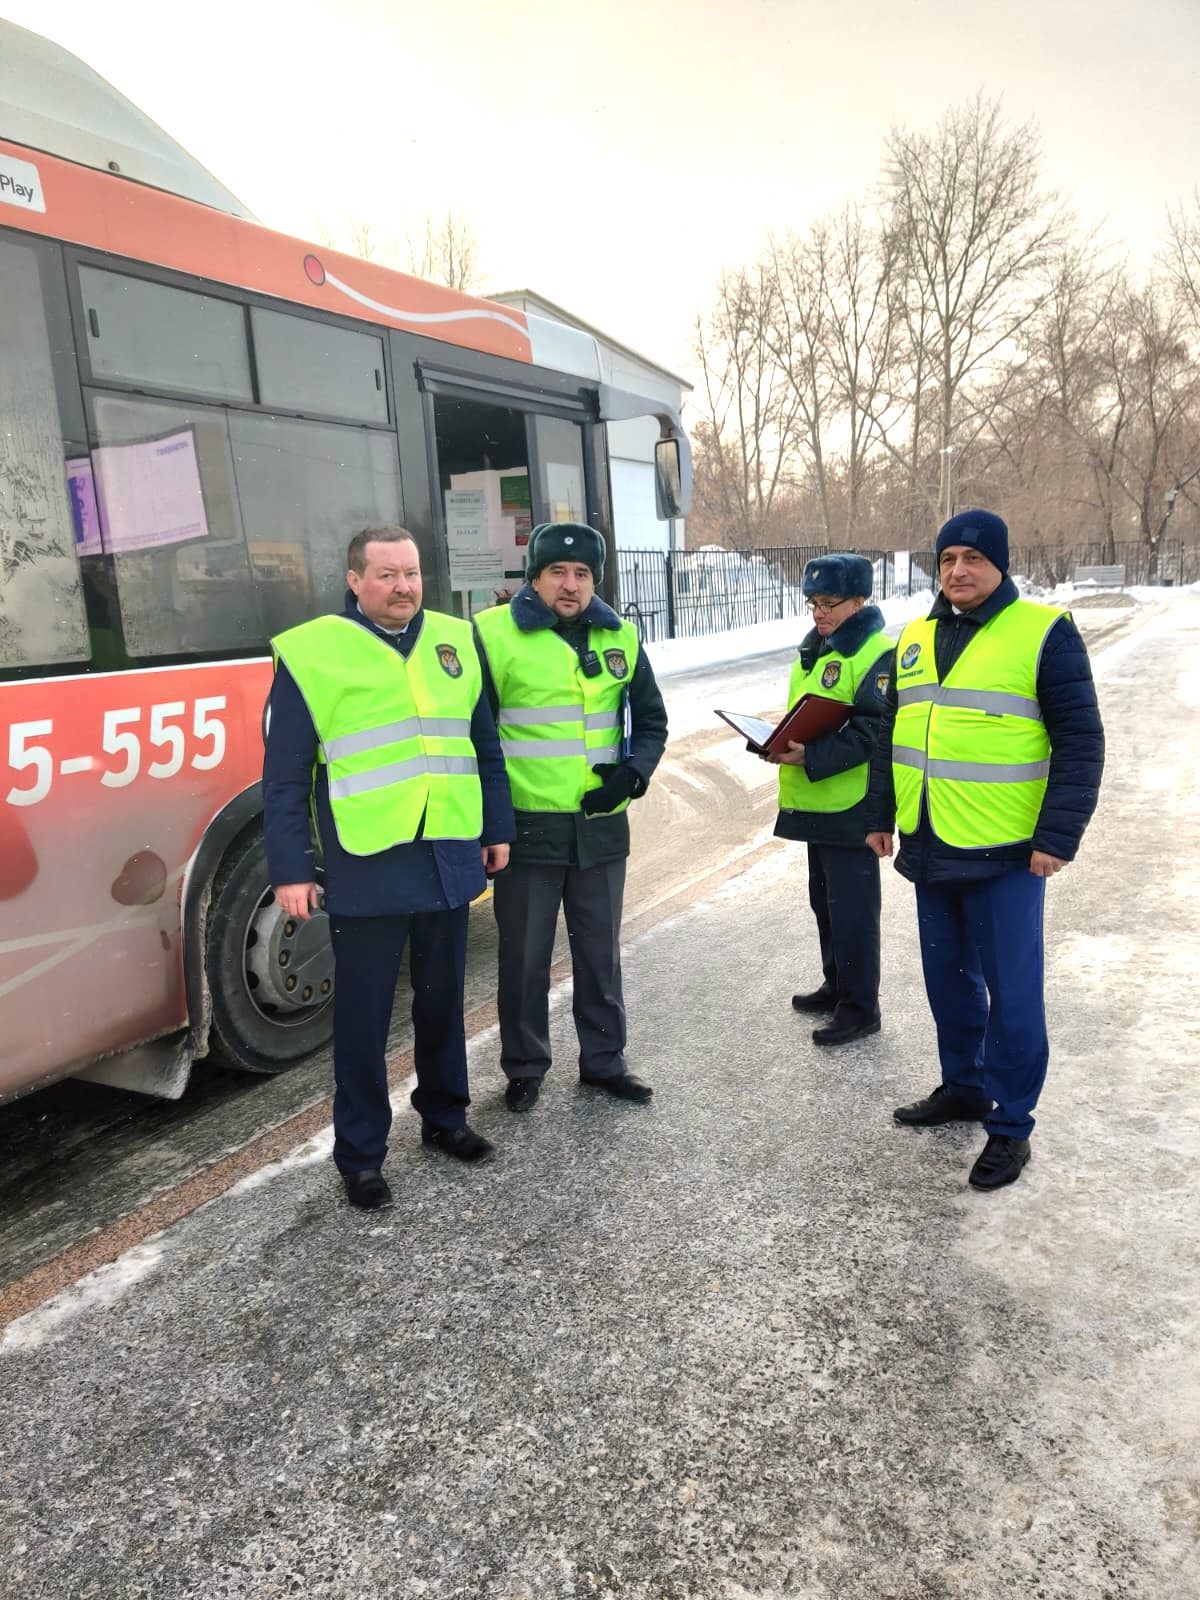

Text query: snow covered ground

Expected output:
[1,589,1197,1600]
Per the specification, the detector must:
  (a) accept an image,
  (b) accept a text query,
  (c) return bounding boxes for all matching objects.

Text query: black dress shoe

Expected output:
[812,1016,881,1047]
[420,1122,496,1163]
[579,1071,653,1103]
[893,1084,994,1126]
[504,1077,541,1113]
[968,1134,1031,1190]
[791,985,837,1014]
[341,1169,393,1210]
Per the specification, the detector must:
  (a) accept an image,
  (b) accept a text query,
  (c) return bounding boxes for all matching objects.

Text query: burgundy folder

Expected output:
[714,693,850,756]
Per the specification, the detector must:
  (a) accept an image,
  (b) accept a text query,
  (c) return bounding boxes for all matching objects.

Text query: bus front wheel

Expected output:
[204,829,335,1073]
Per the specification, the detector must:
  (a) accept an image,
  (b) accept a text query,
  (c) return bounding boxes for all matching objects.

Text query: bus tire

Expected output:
[204,829,334,1073]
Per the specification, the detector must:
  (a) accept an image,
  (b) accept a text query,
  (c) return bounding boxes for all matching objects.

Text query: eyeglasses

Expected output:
[807,597,850,614]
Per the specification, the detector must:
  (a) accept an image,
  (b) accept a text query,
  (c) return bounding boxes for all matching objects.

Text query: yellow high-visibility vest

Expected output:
[474,606,639,813]
[892,599,1065,848]
[271,613,483,854]
[778,627,891,813]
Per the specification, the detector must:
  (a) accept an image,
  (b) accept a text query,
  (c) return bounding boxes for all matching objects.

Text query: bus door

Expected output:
[412,364,607,618]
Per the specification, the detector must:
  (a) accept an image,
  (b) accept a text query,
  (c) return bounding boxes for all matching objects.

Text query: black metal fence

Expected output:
[1005,540,1197,589]
[614,546,918,644]
[614,540,1198,643]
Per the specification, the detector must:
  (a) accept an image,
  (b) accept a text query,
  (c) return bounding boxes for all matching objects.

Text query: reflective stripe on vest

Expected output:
[271,612,483,854]
[475,605,638,812]
[778,626,891,814]
[891,599,1065,848]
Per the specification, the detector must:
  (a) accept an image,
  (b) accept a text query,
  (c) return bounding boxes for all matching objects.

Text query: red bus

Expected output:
[0,21,690,1103]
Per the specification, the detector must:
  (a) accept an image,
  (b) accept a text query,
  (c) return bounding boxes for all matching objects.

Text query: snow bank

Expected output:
[646,591,935,677]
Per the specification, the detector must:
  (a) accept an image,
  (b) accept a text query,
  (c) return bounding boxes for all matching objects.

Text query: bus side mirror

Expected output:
[655,435,692,520]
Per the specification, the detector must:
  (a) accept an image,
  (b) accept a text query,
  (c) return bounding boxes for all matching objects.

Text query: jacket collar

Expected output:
[508,582,623,633]
[928,576,1019,627]
[343,587,425,643]
[799,602,884,668]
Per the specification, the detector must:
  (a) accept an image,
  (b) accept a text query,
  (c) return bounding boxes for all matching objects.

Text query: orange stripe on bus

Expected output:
[0,137,532,363]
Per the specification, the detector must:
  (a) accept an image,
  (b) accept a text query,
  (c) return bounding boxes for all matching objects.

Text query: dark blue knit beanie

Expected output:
[936,510,1009,575]
[801,552,874,599]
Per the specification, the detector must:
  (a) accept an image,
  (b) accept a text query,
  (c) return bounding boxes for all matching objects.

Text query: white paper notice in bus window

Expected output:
[445,488,504,587]
[92,427,209,553]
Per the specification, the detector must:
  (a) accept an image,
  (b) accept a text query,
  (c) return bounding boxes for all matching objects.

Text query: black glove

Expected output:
[580,762,640,816]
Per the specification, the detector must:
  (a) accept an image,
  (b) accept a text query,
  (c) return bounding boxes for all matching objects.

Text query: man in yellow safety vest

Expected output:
[865,510,1105,1191]
[264,526,515,1209]
[474,522,668,1114]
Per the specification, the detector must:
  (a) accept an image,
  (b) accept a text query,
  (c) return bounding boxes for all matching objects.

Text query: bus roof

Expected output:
[0,18,257,221]
[0,19,603,380]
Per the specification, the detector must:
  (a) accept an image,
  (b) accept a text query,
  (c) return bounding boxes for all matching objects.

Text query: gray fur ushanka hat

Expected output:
[801,552,873,599]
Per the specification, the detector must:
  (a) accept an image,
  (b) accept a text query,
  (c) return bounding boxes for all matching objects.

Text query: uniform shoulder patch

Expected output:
[820,660,842,689]
[874,670,890,701]
[603,648,629,680]
[436,643,463,678]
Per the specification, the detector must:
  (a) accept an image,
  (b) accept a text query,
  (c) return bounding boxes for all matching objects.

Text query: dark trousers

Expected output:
[328,907,470,1173]
[915,869,1048,1139]
[493,859,627,1081]
[807,842,881,1025]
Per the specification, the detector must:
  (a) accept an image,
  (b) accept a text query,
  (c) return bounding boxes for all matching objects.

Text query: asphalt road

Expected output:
[0,591,1195,1600]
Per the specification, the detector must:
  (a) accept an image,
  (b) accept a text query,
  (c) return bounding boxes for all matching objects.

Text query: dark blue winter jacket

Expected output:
[263,593,515,917]
[864,579,1105,882]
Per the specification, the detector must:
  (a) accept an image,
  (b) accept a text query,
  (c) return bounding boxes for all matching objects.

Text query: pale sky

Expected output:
[7,0,1199,382]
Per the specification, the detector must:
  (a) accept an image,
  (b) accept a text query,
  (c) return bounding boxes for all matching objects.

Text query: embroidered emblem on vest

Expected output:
[604,649,629,680]
[436,643,463,678]
[821,661,842,689]
[900,642,921,669]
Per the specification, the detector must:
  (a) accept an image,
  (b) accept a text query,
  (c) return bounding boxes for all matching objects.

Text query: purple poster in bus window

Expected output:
[91,427,209,553]
[66,457,102,556]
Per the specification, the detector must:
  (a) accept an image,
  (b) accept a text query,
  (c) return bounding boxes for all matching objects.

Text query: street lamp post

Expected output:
[940,442,955,523]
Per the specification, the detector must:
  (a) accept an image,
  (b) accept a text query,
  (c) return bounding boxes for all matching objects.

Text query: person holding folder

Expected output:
[772,553,893,1046]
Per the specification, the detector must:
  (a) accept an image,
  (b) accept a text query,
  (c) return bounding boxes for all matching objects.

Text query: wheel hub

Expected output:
[245,894,334,1018]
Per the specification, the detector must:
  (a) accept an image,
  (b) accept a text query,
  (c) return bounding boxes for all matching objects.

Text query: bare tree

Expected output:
[316,209,484,292]
[762,207,901,542]
[763,227,838,539]
[404,211,484,293]
[690,265,805,548]
[881,94,1071,521]
[1164,188,1200,333]
[315,212,400,266]
[995,241,1127,553]
[1109,279,1200,568]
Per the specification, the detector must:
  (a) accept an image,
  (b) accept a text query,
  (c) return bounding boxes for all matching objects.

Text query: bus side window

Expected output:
[80,268,253,405]
[230,413,402,638]
[88,394,261,659]
[251,309,389,426]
